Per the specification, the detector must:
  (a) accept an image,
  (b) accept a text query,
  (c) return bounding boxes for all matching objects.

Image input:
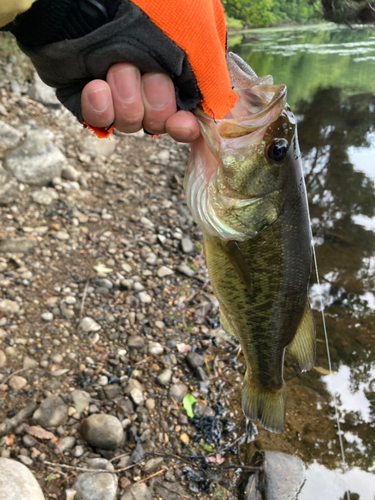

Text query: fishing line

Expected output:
[311,243,350,500]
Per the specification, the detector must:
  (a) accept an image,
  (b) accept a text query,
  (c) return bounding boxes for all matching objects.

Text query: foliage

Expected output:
[222,0,323,27]
[225,14,244,30]
[182,394,197,418]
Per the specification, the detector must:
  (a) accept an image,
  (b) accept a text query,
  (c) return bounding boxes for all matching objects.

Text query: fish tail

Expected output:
[241,375,286,433]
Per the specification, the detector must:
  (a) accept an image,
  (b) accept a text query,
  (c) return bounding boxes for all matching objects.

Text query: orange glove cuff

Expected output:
[129,0,238,119]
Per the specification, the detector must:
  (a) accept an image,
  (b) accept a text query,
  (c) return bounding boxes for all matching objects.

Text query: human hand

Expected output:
[81,63,200,143]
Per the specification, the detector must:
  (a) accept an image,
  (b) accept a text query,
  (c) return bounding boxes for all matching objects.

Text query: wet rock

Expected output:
[71,390,91,413]
[186,352,204,369]
[0,165,18,205]
[0,299,20,315]
[181,237,194,254]
[0,350,6,368]
[157,368,173,386]
[169,384,188,404]
[29,72,60,107]
[74,470,118,500]
[81,414,124,450]
[80,317,101,333]
[3,129,65,186]
[121,482,152,500]
[0,238,37,254]
[245,451,305,500]
[31,189,58,206]
[177,263,195,277]
[0,458,45,500]
[33,396,68,428]
[8,376,27,390]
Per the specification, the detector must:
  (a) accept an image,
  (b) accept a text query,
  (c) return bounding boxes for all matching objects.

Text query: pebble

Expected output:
[33,396,68,428]
[0,299,20,315]
[18,455,33,466]
[81,414,124,450]
[148,341,164,355]
[22,435,37,448]
[0,350,6,368]
[73,446,84,458]
[154,320,165,329]
[41,312,53,322]
[98,375,109,386]
[127,335,145,349]
[179,433,190,445]
[23,356,38,370]
[0,458,45,500]
[181,236,194,253]
[0,238,37,254]
[130,388,144,407]
[176,263,196,277]
[50,353,63,363]
[145,399,155,410]
[121,483,152,500]
[143,457,164,474]
[71,390,91,413]
[139,291,152,304]
[58,436,76,452]
[169,383,188,404]
[74,470,118,500]
[157,368,173,386]
[8,376,27,390]
[186,351,204,369]
[80,317,101,333]
[31,189,58,206]
[62,164,80,182]
[157,266,174,278]
[55,231,70,241]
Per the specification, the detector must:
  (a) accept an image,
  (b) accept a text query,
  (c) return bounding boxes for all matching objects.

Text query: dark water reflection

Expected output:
[230,26,375,498]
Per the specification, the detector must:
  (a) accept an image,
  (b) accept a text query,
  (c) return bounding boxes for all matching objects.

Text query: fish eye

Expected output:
[267,138,289,162]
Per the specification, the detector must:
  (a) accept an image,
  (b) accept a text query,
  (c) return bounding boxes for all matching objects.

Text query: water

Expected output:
[229,24,375,498]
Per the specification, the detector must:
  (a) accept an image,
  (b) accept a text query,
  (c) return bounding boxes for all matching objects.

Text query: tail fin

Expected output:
[242,377,286,433]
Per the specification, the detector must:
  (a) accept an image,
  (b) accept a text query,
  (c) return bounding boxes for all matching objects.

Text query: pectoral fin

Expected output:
[221,240,253,294]
[287,304,316,372]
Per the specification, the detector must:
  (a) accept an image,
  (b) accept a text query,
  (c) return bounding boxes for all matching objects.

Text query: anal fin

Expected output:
[220,309,236,337]
[287,303,316,372]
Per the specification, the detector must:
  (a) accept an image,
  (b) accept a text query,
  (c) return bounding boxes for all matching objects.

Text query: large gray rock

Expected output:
[121,483,152,500]
[33,396,68,428]
[74,471,117,500]
[81,414,124,450]
[3,129,66,186]
[0,458,45,500]
[245,451,306,500]
[0,165,18,205]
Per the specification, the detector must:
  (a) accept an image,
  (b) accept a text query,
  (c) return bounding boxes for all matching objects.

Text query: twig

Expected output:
[134,356,153,366]
[138,469,164,483]
[367,0,375,12]
[45,461,140,474]
[0,368,27,389]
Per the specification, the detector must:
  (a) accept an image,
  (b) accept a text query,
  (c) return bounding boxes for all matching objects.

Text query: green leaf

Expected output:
[182,394,197,418]
[203,443,214,452]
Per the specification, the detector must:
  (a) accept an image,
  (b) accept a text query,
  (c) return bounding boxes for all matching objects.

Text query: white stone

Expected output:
[0,458,45,500]
[80,317,101,332]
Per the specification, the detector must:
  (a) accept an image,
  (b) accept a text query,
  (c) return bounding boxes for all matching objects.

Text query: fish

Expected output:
[184,53,315,433]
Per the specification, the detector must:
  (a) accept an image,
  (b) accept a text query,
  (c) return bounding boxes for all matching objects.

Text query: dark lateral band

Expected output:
[3,0,121,47]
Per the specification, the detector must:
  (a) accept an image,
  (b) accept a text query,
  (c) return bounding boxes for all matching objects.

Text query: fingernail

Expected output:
[113,67,139,102]
[143,74,172,110]
[87,87,110,113]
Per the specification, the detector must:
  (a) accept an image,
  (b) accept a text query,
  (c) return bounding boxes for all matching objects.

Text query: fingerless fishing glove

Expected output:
[3,0,237,125]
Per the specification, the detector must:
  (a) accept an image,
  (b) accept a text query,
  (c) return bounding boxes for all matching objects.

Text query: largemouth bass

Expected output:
[184,53,315,433]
